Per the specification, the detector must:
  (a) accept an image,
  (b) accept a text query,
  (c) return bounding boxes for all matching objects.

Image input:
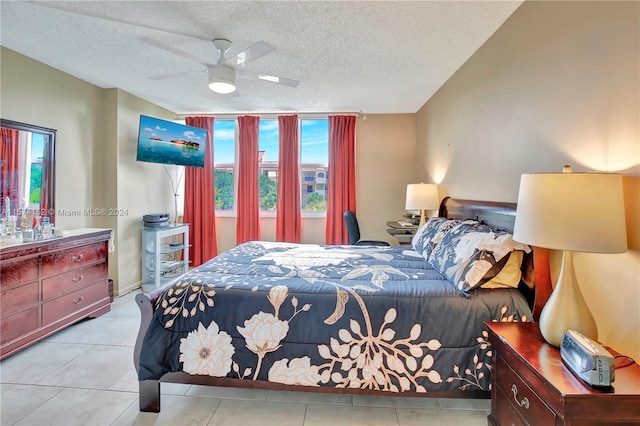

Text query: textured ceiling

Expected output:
[0,1,523,115]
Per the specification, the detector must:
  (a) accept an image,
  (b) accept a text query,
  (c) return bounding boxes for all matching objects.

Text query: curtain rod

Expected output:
[173,111,366,120]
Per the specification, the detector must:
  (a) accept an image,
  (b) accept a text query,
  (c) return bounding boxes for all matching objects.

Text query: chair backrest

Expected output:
[343,210,361,245]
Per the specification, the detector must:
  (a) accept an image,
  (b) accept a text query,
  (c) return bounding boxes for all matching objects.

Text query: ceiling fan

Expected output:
[143,37,300,94]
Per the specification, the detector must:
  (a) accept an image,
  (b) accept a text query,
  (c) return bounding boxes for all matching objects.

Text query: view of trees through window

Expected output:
[213,168,233,210]
[29,133,45,206]
[212,118,328,213]
[29,164,42,204]
[257,120,279,211]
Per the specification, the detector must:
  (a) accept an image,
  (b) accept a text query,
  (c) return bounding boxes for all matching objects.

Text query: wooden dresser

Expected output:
[0,229,112,360]
[487,322,640,425]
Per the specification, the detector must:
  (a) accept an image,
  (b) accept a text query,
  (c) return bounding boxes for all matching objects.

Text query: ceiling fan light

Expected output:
[208,65,236,94]
[209,81,236,94]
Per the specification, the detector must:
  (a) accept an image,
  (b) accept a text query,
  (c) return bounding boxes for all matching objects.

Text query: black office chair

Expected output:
[343,210,390,246]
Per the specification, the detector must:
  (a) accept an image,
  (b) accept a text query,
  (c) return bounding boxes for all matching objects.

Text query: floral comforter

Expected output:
[138,241,532,393]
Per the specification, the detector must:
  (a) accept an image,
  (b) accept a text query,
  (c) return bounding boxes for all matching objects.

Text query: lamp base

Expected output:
[418,210,426,228]
[538,251,598,347]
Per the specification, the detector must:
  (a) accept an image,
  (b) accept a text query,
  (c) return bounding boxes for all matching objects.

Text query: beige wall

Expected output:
[1,48,105,230]
[356,114,417,243]
[113,90,176,294]
[214,114,417,252]
[416,1,640,359]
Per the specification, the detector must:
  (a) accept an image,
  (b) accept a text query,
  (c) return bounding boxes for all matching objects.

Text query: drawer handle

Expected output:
[72,275,84,283]
[511,384,530,410]
[72,296,84,304]
[71,254,84,262]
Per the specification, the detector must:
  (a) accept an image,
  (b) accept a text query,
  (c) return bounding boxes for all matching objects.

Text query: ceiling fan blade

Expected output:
[141,37,214,67]
[225,41,276,67]
[27,1,212,41]
[236,69,300,88]
[149,70,206,80]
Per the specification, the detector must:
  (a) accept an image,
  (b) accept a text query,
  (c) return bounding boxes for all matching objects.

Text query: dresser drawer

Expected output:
[0,257,39,291]
[42,262,107,301]
[494,384,527,426]
[42,280,108,325]
[0,306,39,344]
[495,355,556,426]
[41,242,107,277]
[0,282,39,318]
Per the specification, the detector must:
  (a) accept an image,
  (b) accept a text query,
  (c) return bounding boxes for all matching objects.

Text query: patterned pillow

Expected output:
[428,221,531,292]
[411,218,466,261]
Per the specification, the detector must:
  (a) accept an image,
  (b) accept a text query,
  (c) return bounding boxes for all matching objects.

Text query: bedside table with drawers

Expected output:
[486,322,640,425]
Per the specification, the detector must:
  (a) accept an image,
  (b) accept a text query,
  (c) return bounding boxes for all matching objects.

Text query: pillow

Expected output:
[481,250,524,289]
[411,218,443,254]
[411,218,466,261]
[428,221,531,292]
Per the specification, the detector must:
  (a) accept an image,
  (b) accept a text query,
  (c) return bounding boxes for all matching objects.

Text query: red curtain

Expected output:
[184,116,217,267]
[0,128,20,216]
[276,115,301,242]
[236,116,260,244]
[325,115,357,245]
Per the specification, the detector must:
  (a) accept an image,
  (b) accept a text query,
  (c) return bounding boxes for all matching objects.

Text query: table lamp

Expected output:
[405,183,439,227]
[513,166,627,347]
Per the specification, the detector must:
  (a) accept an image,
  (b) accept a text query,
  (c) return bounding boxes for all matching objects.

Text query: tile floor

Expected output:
[0,291,491,426]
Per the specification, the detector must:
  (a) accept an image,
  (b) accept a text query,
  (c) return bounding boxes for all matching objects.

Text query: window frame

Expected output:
[210,114,329,218]
[26,132,44,210]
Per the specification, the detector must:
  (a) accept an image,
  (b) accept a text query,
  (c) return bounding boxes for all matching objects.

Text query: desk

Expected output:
[386,221,417,245]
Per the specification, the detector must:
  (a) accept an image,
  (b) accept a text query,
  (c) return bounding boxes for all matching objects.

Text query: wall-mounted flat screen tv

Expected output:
[136,115,207,168]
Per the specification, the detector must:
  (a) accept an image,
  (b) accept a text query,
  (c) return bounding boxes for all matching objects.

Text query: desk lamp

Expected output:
[405,183,439,228]
[513,166,627,347]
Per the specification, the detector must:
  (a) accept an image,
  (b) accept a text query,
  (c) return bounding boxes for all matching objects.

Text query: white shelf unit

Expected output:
[141,224,189,292]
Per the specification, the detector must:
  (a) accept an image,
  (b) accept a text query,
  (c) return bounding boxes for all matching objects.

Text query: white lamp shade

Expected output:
[208,65,236,94]
[513,172,627,253]
[405,183,439,211]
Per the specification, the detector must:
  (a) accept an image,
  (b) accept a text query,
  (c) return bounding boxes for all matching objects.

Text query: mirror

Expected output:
[1,119,56,224]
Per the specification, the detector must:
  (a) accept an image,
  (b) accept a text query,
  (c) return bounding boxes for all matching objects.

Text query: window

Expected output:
[26,132,44,207]
[258,120,279,211]
[300,119,328,211]
[213,120,235,211]
[212,117,328,214]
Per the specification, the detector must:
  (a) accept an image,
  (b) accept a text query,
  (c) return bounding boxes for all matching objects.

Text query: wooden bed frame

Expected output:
[133,197,552,412]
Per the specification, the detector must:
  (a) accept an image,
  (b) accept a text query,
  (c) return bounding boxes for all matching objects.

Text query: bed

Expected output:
[133,197,552,412]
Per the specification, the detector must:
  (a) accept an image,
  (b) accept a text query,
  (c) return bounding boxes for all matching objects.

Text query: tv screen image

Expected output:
[137,115,207,168]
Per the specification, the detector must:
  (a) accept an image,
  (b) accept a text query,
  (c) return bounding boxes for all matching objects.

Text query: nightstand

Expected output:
[385,221,416,245]
[486,322,640,425]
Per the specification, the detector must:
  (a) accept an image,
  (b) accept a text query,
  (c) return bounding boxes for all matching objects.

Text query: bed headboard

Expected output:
[438,197,552,320]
